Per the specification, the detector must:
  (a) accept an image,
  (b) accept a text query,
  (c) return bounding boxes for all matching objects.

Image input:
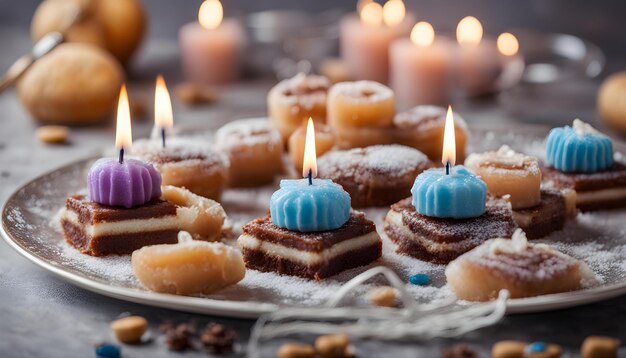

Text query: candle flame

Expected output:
[360,1,383,27]
[456,16,483,47]
[497,32,519,56]
[302,118,317,179]
[442,105,456,166]
[410,21,435,47]
[382,0,405,27]
[115,84,132,152]
[198,0,223,30]
[154,74,173,130]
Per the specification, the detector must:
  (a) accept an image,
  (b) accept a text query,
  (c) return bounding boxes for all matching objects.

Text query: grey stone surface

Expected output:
[0,23,625,358]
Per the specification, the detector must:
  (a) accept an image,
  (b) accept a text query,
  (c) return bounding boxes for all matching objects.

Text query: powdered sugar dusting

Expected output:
[3,126,626,311]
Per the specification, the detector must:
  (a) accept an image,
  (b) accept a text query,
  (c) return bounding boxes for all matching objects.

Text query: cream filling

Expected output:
[61,209,179,237]
[576,187,626,205]
[237,231,380,265]
[385,211,471,252]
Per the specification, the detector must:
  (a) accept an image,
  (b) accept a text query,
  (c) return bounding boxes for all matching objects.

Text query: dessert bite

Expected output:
[446,229,595,301]
[134,138,229,201]
[327,80,395,129]
[317,145,434,208]
[267,73,330,142]
[288,122,335,174]
[542,119,626,211]
[132,231,245,295]
[238,119,382,280]
[384,107,516,264]
[465,145,577,239]
[214,118,284,187]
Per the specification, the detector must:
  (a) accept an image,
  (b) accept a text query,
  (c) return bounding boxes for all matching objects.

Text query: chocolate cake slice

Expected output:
[384,196,517,264]
[60,195,179,256]
[238,211,382,280]
[512,188,577,240]
[542,163,626,211]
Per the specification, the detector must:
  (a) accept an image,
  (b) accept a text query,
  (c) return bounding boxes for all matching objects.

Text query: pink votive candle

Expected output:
[179,0,245,85]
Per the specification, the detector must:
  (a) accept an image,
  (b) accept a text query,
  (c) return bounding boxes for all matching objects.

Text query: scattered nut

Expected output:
[320,58,351,84]
[175,82,218,105]
[36,125,69,144]
[367,286,397,307]
[201,322,236,354]
[165,323,194,351]
[581,336,620,358]
[315,334,351,358]
[110,315,148,344]
[492,340,526,358]
[276,342,316,358]
[443,344,478,358]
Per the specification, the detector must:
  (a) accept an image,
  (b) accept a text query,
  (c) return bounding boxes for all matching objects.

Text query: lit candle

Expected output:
[410,106,487,218]
[88,85,162,208]
[154,74,174,148]
[340,0,414,83]
[179,0,245,84]
[389,21,453,106]
[270,118,351,232]
[456,16,515,96]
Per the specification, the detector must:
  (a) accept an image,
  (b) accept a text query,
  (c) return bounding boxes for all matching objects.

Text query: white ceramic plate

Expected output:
[3,124,626,318]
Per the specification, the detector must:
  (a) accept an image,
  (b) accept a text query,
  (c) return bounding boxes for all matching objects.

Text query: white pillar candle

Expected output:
[179,0,245,85]
[389,21,453,107]
[340,0,414,83]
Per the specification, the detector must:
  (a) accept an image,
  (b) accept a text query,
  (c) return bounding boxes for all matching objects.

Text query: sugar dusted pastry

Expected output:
[446,229,595,301]
[267,73,330,141]
[465,145,541,210]
[161,185,226,242]
[385,196,517,264]
[327,81,395,129]
[215,118,284,187]
[466,146,577,239]
[288,122,335,173]
[132,231,245,295]
[394,105,468,162]
[317,145,433,208]
[134,138,229,201]
[543,119,626,211]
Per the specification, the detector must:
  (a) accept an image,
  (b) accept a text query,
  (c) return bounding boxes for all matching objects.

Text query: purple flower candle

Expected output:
[87,85,162,208]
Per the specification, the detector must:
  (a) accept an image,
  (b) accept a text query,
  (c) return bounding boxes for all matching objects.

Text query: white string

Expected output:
[246,266,509,358]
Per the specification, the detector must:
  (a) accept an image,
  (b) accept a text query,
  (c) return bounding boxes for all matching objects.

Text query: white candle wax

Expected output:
[340,13,414,83]
[389,37,453,107]
[179,19,245,85]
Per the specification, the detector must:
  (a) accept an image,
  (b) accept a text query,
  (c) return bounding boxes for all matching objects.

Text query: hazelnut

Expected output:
[367,286,397,307]
[276,343,316,358]
[110,315,148,344]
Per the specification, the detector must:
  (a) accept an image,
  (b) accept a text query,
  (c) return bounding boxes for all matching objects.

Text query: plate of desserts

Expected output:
[3,75,626,318]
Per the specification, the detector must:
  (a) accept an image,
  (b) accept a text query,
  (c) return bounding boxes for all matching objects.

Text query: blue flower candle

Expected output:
[270,118,351,232]
[546,119,613,173]
[410,106,487,219]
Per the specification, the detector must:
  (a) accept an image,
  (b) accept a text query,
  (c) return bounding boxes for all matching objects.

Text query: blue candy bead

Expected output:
[270,179,351,232]
[546,121,613,173]
[411,166,487,219]
[409,273,430,285]
[526,342,546,353]
[95,343,121,358]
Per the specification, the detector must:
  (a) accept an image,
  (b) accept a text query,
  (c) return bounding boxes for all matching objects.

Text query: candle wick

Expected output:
[119,148,124,164]
[161,128,166,148]
[445,161,450,175]
[308,168,313,185]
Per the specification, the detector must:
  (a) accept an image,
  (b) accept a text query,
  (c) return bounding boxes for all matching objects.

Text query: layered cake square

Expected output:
[512,188,577,239]
[238,211,382,280]
[60,195,180,256]
[542,163,626,211]
[384,196,517,264]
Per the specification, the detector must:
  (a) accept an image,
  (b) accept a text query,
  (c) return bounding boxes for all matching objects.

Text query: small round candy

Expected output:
[526,342,546,353]
[409,273,430,286]
[546,119,613,173]
[270,179,351,232]
[88,158,162,208]
[95,343,121,358]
